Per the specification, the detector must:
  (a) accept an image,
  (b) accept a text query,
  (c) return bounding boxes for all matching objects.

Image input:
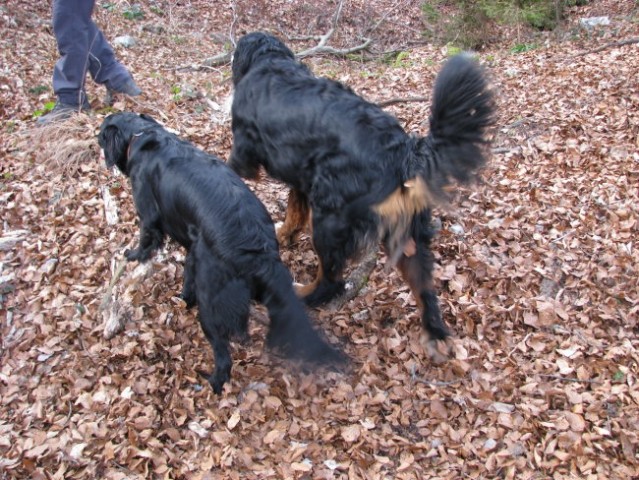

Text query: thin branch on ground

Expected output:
[295,0,372,59]
[413,377,463,387]
[176,51,233,71]
[297,38,373,59]
[326,248,378,311]
[570,37,639,58]
[538,374,602,384]
[229,0,238,48]
[99,258,128,312]
[377,96,430,108]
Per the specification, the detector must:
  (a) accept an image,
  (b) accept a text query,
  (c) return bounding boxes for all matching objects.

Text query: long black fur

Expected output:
[229,32,495,345]
[98,112,343,393]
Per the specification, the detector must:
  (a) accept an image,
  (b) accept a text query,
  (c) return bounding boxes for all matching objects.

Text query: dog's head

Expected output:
[232,32,295,86]
[98,112,161,175]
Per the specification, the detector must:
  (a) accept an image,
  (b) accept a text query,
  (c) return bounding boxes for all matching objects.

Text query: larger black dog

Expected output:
[98,112,343,393]
[229,32,495,348]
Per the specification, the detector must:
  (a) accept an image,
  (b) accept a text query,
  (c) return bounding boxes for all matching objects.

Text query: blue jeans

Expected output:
[52,0,132,106]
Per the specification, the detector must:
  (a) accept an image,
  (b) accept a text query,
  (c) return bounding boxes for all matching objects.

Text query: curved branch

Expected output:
[296,38,373,59]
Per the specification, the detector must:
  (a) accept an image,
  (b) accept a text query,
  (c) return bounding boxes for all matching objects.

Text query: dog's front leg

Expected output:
[227,137,262,180]
[125,180,165,262]
[125,219,163,262]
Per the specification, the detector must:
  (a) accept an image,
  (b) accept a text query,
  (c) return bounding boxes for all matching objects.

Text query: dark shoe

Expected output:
[36,102,90,125]
[109,79,142,97]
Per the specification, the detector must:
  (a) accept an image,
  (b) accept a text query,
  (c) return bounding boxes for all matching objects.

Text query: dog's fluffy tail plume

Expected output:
[415,53,496,202]
[258,260,346,367]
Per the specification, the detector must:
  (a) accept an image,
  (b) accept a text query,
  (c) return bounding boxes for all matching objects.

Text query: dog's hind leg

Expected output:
[394,210,451,359]
[256,259,344,366]
[276,189,310,247]
[297,211,353,307]
[194,241,251,393]
[180,248,197,308]
[196,275,251,394]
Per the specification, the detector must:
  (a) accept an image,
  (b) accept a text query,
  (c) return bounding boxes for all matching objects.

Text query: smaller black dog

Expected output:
[98,112,343,393]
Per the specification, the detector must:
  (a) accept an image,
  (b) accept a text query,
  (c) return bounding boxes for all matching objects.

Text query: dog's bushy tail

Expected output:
[415,53,496,202]
[257,259,346,367]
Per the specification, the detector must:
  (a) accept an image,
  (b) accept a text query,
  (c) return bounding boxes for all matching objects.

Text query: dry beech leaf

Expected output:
[341,425,361,443]
[227,411,241,430]
[263,429,286,445]
[564,412,586,432]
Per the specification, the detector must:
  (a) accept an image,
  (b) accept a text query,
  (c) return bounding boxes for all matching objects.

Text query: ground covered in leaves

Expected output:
[1,0,638,478]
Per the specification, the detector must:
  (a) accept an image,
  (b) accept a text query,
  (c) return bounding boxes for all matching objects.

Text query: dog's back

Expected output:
[128,132,279,262]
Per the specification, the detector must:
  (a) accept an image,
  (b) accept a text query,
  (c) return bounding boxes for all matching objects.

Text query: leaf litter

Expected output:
[1,0,638,478]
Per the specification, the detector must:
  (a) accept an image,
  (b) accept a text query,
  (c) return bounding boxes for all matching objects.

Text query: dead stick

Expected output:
[538,374,601,384]
[326,248,378,311]
[570,38,639,59]
[377,96,430,108]
[99,258,128,312]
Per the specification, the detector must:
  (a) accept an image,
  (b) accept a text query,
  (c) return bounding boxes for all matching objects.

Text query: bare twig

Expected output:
[326,248,378,311]
[570,38,639,59]
[538,374,602,384]
[176,51,233,71]
[377,96,430,108]
[99,258,128,312]
[297,38,373,59]
[414,377,462,387]
[295,0,372,59]
[229,0,238,48]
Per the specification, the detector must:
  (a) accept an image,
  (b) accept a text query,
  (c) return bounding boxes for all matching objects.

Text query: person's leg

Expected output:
[51,0,94,108]
[87,21,140,94]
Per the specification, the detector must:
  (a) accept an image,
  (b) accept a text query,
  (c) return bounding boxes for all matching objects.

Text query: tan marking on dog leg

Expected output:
[294,260,323,298]
[276,189,310,247]
[403,238,417,257]
[421,333,453,364]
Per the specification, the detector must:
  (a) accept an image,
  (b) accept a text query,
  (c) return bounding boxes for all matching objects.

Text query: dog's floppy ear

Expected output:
[99,124,130,174]
[139,113,161,125]
[127,131,162,161]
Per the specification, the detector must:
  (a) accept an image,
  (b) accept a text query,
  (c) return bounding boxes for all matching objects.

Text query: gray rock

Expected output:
[113,35,137,48]
[580,16,610,29]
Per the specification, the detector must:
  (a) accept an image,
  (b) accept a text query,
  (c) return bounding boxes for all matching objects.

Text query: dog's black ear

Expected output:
[99,124,130,174]
[127,131,161,161]
[139,113,161,125]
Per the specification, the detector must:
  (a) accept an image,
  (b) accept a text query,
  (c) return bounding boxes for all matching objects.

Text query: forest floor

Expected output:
[1,0,638,478]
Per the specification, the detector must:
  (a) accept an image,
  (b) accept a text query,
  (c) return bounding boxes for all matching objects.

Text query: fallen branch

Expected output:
[295,0,372,59]
[570,37,639,59]
[326,248,378,311]
[538,374,602,384]
[176,51,233,71]
[297,38,373,59]
[99,257,128,312]
[377,96,429,108]
[413,377,462,387]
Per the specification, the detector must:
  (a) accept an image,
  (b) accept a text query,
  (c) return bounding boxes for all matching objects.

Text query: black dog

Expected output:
[229,32,495,349]
[98,112,343,393]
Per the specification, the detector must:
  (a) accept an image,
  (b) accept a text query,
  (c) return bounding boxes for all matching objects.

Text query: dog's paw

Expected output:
[125,247,153,262]
[276,224,297,247]
[180,292,197,309]
[124,248,142,261]
[422,333,453,364]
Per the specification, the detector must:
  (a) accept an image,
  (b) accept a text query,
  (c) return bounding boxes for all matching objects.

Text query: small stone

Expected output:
[113,35,137,48]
